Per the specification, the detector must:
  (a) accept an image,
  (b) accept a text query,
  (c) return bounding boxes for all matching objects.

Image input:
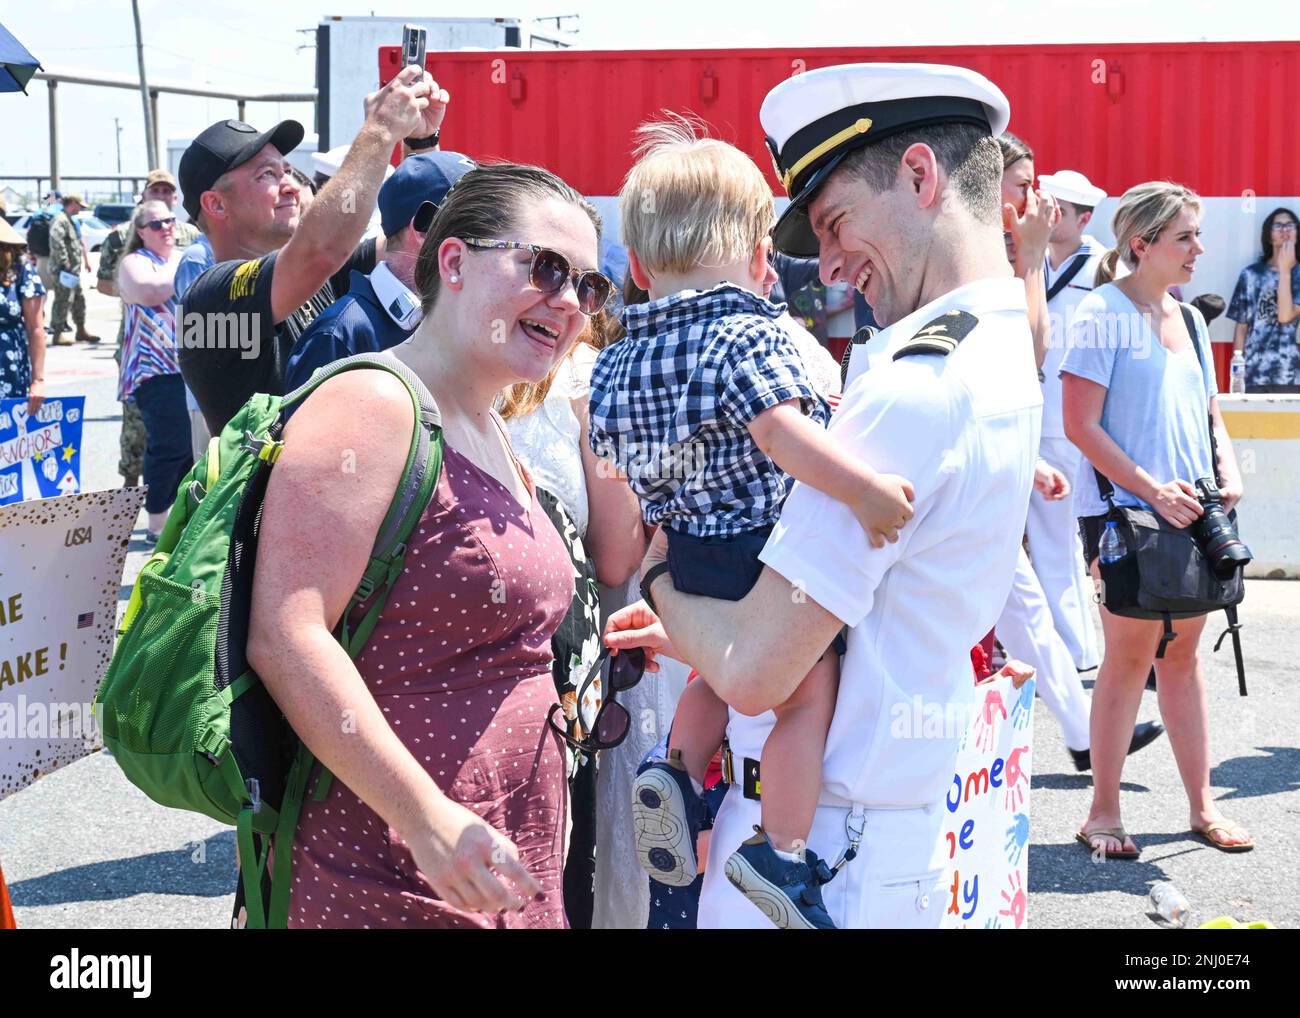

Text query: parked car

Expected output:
[9,212,110,252]
[94,203,134,228]
[77,215,111,252]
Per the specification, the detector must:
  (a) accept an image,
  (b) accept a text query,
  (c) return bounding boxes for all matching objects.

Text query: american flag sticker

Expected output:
[77,611,94,629]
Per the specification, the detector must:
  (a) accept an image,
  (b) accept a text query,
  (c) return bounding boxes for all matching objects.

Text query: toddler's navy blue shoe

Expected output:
[631,753,707,887]
[723,826,837,929]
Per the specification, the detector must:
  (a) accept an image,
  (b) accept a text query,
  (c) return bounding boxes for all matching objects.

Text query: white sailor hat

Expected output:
[1038,170,1106,208]
[311,143,351,179]
[761,63,1010,256]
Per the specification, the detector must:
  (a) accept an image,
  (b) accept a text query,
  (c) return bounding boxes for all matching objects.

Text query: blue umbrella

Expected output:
[0,22,42,94]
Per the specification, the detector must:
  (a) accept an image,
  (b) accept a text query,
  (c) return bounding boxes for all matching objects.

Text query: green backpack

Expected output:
[95,354,443,929]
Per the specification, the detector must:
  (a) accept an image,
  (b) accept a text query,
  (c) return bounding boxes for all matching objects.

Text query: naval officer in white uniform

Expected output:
[604,63,1043,929]
[1029,169,1107,670]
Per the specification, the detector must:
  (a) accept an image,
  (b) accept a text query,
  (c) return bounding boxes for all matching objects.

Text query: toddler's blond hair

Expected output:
[620,113,774,276]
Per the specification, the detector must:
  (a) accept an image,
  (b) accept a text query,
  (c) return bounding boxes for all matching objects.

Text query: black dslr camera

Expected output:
[1193,478,1252,579]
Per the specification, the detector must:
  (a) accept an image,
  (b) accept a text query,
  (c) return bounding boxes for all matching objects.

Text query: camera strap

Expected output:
[1214,604,1247,696]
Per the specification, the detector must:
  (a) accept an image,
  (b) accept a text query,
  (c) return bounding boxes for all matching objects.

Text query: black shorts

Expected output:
[1078,513,1109,570]
[666,525,772,601]
[665,524,847,655]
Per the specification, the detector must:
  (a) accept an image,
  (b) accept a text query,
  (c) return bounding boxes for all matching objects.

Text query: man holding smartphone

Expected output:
[177,64,449,435]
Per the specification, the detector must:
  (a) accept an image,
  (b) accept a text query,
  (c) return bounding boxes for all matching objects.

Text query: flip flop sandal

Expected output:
[1076,826,1141,860]
[1191,820,1255,853]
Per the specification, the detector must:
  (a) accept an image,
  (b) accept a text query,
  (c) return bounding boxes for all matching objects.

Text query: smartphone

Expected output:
[401,24,426,71]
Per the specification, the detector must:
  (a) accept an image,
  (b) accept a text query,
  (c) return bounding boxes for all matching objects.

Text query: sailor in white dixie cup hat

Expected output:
[1030,168,1108,673]
[606,63,1043,928]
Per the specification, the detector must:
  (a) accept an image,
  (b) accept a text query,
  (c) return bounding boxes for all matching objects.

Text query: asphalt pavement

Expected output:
[1,272,1296,929]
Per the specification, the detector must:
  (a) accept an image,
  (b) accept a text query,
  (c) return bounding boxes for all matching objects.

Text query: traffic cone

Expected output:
[0,861,16,929]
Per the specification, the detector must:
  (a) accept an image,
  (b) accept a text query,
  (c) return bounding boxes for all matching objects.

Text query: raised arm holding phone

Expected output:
[178,63,451,434]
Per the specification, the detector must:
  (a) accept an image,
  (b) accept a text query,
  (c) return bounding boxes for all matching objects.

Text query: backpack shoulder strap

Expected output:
[281,353,444,654]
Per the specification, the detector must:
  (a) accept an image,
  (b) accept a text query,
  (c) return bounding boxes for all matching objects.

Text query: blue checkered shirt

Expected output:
[588,284,829,538]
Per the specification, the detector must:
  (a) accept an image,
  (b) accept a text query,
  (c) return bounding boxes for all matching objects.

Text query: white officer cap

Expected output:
[1038,169,1106,208]
[311,143,351,179]
[761,63,1011,256]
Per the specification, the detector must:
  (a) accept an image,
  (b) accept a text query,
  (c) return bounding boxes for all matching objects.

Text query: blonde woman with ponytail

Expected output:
[1061,181,1252,858]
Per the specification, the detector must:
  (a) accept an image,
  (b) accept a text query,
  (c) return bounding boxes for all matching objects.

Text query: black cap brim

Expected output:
[772,150,853,258]
[181,119,305,220]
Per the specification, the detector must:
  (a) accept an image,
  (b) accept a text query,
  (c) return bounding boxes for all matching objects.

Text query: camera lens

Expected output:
[1193,479,1252,580]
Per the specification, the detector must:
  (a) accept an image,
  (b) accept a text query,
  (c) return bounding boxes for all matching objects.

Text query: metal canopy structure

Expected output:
[32,67,316,189]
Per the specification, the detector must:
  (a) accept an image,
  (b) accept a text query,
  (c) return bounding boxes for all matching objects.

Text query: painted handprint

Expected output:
[972,688,1007,753]
[998,871,1027,929]
[1003,745,1029,812]
[1010,677,1036,730]
[1004,812,1029,866]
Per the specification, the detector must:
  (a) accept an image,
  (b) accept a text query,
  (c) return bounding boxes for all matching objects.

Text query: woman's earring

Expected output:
[448,274,460,283]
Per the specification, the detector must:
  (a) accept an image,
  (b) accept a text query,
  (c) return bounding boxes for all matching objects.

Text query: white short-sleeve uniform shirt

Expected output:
[745,276,1043,809]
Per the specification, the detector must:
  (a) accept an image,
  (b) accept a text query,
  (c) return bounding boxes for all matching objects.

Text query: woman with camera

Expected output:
[246,163,617,926]
[1061,181,1252,858]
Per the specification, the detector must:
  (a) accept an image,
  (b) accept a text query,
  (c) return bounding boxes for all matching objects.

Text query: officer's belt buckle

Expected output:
[720,740,761,801]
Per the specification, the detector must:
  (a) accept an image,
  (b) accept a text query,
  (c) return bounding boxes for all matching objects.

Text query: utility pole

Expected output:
[114,117,124,201]
[47,80,59,191]
[131,0,156,168]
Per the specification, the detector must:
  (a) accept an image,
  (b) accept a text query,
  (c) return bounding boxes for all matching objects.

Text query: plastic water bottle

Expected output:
[1229,351,1246,394]
[1150,882,1191,927]
[1099,521,1127,565]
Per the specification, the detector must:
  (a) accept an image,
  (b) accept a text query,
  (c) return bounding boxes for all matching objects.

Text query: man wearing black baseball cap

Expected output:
[283,150,475,396]
[177,65,449,434]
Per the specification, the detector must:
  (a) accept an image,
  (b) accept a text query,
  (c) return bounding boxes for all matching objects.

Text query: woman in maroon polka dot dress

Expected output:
[248,164,613,927]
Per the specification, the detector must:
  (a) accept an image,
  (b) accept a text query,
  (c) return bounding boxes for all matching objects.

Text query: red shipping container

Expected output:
[382,41,1300,199]
[381,41,1300,388]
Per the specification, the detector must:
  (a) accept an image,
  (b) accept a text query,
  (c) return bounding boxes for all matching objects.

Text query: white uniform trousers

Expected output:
[698,788,949,929]
[996,546,1092,751]
[1026,436,1101,671]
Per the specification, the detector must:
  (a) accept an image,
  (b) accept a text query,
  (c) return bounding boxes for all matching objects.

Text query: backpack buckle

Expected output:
[241,430,284,465]
[197,728,228,763]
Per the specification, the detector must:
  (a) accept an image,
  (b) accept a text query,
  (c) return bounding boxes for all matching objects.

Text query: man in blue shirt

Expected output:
[284,150,474,399]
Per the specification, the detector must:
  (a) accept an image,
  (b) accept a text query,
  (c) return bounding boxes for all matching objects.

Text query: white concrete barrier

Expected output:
[1221,394,1300,579]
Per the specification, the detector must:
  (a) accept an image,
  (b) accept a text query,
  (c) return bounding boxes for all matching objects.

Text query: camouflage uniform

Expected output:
[98,218,202,484]
[47,211,87,335]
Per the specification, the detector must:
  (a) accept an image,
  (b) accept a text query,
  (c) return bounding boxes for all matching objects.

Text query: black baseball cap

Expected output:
[179,118,305,220]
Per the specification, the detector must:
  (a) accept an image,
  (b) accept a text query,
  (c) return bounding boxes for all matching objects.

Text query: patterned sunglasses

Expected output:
[463,238,613,316]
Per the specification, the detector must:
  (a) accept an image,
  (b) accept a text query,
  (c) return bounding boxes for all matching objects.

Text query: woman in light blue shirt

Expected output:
[1062,182,1251,858]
